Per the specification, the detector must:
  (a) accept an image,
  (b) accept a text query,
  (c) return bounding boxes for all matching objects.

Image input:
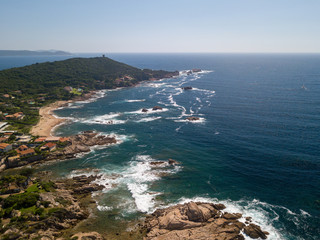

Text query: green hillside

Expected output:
[0,57,178,132]
[0,57,177,97]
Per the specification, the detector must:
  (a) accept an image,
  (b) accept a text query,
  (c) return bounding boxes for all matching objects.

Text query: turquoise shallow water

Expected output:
[1,54,320,239]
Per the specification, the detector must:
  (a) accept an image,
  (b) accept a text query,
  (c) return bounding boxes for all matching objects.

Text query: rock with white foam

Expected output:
[186,116,200,121]
[182,86,193,90]
[143,201,269,240]
[152,106,163,111]
[168,159,180,165]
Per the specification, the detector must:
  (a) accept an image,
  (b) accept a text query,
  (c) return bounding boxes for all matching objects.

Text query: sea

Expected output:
[1,53,319,239]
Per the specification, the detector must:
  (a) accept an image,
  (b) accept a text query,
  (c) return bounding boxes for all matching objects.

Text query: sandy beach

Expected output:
[30,91,100,137]
[30,100,71,137]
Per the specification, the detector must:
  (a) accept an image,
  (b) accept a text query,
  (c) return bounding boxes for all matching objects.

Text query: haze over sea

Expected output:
[1,53,319,239]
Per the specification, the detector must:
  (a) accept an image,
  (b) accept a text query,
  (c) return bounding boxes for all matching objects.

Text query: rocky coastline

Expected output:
[0,173,105,239]
[0,68,274,239]
[142,201,269,240]
[46,131,117,161]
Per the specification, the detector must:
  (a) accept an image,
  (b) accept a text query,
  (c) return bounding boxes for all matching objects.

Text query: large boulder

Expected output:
[143,202,268,240]
[244,223,269,239]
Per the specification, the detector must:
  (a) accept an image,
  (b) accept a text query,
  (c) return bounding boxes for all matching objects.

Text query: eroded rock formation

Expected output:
[143,202,269,240]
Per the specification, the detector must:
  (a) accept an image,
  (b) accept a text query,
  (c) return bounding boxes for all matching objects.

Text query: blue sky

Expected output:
[1,0,320,53]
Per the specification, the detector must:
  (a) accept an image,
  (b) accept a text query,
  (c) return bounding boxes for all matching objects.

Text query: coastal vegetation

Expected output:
[0,57,178,132]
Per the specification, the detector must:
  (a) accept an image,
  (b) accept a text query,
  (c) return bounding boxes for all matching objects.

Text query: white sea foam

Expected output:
[299,209,311,217]
[135,116,162,123]
[66,103,85,109]
[125,99,146,103]
[81,113,127,125]
[122,156,160,212]
[97,205,113,211]
[196,97,202,103]
[192,87,216,96]
[111,154,181,213]
[106,132,134,143]
[146,82,167,88]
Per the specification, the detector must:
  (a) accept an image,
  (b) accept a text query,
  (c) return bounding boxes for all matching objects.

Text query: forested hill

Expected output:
[0,57,178,98]
[0,57,178,132]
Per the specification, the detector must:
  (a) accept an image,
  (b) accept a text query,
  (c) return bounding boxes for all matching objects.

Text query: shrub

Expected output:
[3,192,39,210]
[19,168,34,177]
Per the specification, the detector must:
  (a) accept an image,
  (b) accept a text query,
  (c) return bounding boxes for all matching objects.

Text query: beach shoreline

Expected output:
[30,100,71,137]
[29,77,175,138]
[30,91,101,137]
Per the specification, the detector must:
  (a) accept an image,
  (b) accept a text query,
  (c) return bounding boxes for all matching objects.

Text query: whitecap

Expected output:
[81,113,127,125]
[192,87,216,96]
[135,116,162,123]
[97,205,113,211]
[125,99,146,103]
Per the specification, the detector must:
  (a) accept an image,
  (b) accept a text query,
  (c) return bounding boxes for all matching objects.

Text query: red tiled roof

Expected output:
[45,142,56,148]
[0,143,10,149]
[18,145,28,151]
[34,137,46,142]
[19,149,35,156]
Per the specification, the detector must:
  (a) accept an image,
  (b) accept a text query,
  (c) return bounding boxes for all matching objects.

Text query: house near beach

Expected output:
[4,112,24,120]
[16,145,29,155]
[45,137,60,142]
[0,143,12,152]
[18,149,35,158]
[34,137,46,143]
[13,112,25,120]
[17,135,32,143]
[41,142,57,151]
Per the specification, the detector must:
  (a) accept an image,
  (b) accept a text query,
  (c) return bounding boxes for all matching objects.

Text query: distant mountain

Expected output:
[0,50,72,56]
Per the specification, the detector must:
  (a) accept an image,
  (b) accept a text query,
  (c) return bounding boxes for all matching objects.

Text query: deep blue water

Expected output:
[1,54,319,239]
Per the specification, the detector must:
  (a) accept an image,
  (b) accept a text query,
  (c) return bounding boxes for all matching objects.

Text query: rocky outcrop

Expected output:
[152,106,163,111]
[244,223,269,239]
[150,159,180,166]
[192,68,201,73]
[1,173,104,240]
[143,202,269,240]
[142,108,149,113]
[47,131,117,160]
[168,159,179,165]
[186,117,200,121]
[182,86,192,90]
